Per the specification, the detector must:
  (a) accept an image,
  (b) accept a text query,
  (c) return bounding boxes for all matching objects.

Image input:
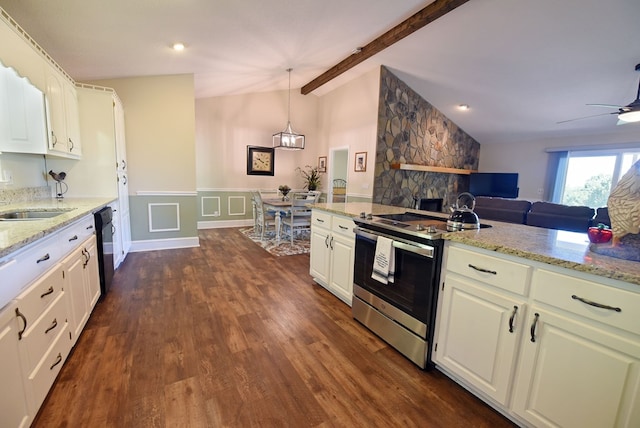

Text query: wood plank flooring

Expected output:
[33,228,516,427]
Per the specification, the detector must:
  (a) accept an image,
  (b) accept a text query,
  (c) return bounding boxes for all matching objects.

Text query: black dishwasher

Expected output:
[94,207,114,297]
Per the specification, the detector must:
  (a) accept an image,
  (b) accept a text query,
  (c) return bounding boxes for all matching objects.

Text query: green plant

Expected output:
[296,165,322,190]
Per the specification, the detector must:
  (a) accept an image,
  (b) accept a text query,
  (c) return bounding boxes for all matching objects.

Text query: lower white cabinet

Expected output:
[435,242,640,428]
[63,235,100,343]
[309,210,355,305]
[435,273,526,405]
[0,302,30,428]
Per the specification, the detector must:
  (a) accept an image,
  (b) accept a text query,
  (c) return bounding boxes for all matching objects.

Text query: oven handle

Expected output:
[354,227,434,258]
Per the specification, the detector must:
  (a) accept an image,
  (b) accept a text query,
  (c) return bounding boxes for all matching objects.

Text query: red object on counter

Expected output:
[588,225,613,244]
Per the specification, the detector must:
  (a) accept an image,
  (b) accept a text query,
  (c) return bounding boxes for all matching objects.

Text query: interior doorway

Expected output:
[329,147,349,202]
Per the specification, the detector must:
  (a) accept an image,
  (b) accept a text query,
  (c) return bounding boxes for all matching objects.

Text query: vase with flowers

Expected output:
[278,185,291,201]
[296,165,322,191]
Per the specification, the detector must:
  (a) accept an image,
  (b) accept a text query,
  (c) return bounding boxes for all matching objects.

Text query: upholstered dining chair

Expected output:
[281,191,316,244]
[252,191,278,241]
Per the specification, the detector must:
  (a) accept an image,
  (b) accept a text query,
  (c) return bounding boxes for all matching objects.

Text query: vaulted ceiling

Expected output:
[1,0,639,145]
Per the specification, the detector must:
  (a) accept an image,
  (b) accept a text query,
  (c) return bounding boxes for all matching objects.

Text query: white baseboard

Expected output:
[198,219,254,229]
[129,236,200,253]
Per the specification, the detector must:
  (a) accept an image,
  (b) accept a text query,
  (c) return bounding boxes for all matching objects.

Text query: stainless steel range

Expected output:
[352,211,490,369]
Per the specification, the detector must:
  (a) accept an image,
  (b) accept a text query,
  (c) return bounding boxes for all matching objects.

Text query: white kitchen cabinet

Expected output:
[310,210,355,305]
[511,269,640,428]
[435,242,640,428]
[0,13,46,91]
[0,63,48,155]
[44,63,81,158]
[63,235,99,343]
[113,95,131,265]
[435,273,526,406]
[0,302,30,428]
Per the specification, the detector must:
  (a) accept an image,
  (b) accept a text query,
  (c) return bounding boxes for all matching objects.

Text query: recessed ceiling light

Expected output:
[457,104,470,111]
[172,42,185,51]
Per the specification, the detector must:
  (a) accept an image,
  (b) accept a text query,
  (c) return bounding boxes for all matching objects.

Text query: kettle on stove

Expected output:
[447,192,480,231]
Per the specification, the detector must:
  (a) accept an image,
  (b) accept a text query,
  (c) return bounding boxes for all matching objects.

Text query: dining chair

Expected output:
[252,191,278,241]
[332,179,346,202]
[281,192,315,244]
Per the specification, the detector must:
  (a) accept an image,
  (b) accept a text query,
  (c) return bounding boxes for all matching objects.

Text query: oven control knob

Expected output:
[359,212,366,218]
[427,225,437,233]
[366,213,373,220]
[416,224,424,231]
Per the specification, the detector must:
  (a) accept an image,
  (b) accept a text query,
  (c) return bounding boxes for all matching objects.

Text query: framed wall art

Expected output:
[246,146,275,176]
[318,156,327,172]
[354,152,367,172]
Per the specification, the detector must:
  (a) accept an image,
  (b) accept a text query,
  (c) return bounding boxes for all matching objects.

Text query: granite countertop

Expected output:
[0,197,115,258]
[312,202,640,287]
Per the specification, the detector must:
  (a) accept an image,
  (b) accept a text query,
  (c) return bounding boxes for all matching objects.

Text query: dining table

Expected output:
[261,198,292,244]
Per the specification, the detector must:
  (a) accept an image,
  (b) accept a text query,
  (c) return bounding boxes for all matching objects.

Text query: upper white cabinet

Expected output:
[0,63,47,154]
[0,10,46,91]
[44,64,81,158]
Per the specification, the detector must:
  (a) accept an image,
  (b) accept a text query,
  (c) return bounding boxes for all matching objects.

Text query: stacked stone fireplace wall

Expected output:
[373,66,480,211]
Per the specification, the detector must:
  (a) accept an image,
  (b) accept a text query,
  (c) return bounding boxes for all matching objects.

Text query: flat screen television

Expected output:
[469,172,519,198]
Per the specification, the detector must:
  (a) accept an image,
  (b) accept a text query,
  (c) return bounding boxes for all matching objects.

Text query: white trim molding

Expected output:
[201,196,221,217]
[148,203,180,232]
[228,196,246,216]
[129,236,200,253]
[137,190,197,196]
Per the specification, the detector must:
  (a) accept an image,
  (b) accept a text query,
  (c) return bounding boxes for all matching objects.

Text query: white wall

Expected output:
[317,67,380,198]
[195,89,319,191]
[478,128,640,201]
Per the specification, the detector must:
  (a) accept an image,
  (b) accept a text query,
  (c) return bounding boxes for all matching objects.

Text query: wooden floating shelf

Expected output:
[390,163,477,175]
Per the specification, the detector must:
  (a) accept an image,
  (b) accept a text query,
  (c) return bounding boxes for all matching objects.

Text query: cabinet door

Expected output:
[434,273,526,406]
[512,307,640,428]
[63,81,81,156]
[63,246,88,342]
[84,237,101,310]
[44,66,68,153]
[0,303,31,428]
[309,226,331,286]
[329,233,354,305]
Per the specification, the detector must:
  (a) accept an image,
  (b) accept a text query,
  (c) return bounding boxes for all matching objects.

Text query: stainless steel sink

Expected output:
[0,210,71,221]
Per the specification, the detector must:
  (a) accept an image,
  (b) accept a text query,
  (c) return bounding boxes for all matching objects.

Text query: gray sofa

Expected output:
[474,196,600,233]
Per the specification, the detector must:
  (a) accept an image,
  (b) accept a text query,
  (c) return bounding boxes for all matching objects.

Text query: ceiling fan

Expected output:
[558,63,640,125]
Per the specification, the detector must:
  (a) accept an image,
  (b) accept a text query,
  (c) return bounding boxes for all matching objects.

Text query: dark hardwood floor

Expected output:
[33,228,515,427]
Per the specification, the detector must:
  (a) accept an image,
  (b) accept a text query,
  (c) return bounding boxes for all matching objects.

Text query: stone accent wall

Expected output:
[374,66,480,211]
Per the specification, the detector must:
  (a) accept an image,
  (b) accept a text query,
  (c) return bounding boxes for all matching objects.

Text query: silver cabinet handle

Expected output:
[69,235,78,242]
[508,306,518,333]
[571,295,621,312]
[37,253,50,264]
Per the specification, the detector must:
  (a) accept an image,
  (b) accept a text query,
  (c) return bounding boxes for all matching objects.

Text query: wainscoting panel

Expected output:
[201,196,221,217]
[148,203,180,232]
[228,196,246,216]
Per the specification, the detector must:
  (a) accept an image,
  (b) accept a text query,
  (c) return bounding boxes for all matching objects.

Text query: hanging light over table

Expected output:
[273,68,305,150]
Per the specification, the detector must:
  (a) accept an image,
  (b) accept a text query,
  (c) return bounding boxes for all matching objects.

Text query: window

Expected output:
[552,149,640,208]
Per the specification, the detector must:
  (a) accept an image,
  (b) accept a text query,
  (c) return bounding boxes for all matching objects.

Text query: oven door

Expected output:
[353,227,441,332]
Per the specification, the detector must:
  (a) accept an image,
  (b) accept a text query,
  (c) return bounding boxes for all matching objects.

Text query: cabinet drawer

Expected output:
[312,210,332,229]
[15,264,64,328]
[58,215,96,256]
[533,269,640,335]
[25,321,72,411]
[0,234,61,309]
[332,215,354,238]
[446,246,531,295]
[21,292,69,374]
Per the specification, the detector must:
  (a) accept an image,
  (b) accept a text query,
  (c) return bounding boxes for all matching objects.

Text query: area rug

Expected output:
[240,227,310,256]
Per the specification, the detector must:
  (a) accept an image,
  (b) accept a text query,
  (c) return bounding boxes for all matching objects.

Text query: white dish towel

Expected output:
[371,236,395,284]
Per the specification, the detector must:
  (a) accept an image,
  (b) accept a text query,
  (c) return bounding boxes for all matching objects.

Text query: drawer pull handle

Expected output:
[571,295,621,312]
[86,225,94,230]
[50,353,62,370]
[316,218,325,223]
[45,318,58,334]
[468,264,497,275]
[339,225,348,230]
[15,308,27,340]
[40,286,54,298]
[508,306,518,333]
[69,235,78,242]
[530,313,540,342]
[37,253,50,264]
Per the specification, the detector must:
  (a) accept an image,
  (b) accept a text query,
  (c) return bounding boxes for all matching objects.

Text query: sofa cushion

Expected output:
[474,197,532,224]
[591,207,611,227]
[526,202,595,232]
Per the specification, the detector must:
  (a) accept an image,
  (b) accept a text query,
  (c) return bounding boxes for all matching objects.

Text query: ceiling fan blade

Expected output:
[586,103,624,109]
[556,112,616,124]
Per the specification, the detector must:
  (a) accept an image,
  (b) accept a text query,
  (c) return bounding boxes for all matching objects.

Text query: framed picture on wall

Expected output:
[318,156,327,172]
[246,146,275,176]
[355,152,367,172]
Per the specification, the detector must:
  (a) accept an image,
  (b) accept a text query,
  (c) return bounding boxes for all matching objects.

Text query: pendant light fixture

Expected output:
[273,68,305,150]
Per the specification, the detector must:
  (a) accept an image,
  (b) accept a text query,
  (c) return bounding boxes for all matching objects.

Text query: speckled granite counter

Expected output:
[0,198,115,258]
[311,202,640,287]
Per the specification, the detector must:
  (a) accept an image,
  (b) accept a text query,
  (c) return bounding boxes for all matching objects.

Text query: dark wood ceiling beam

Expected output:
[301,0,471,95]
